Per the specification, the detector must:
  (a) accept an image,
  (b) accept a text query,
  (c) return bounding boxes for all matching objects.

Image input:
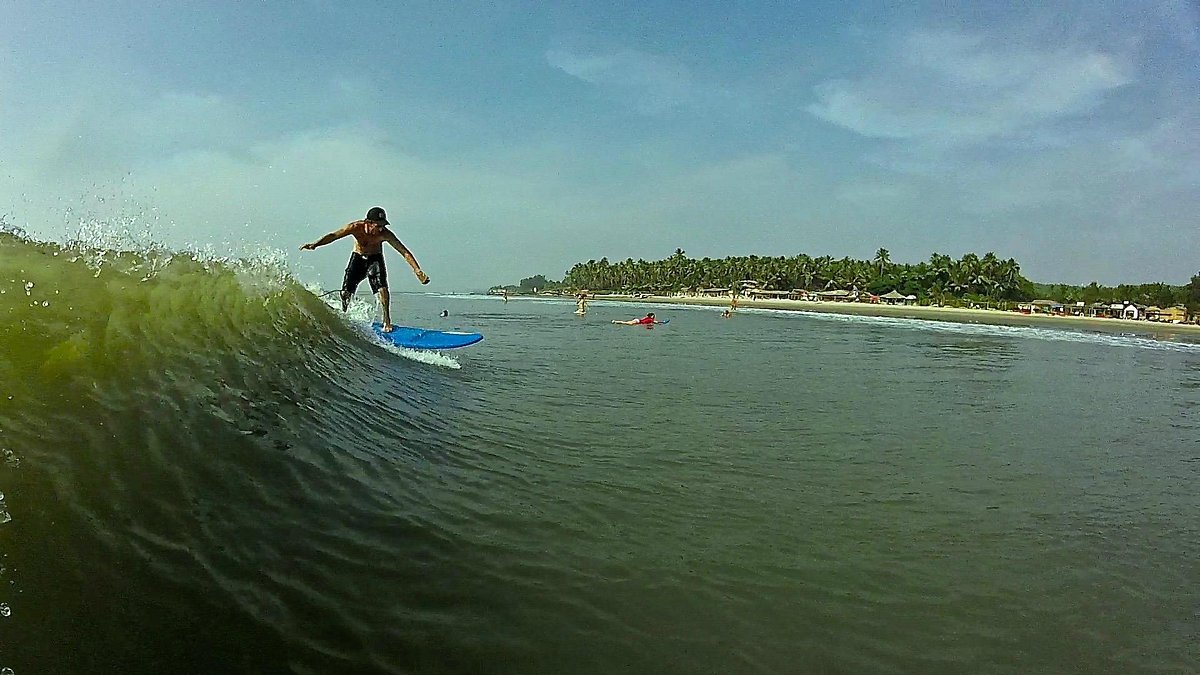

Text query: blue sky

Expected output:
[1,1,1197,290]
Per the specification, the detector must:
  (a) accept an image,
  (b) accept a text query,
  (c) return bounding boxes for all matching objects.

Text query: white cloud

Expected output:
[546,46,695,113]
[807,29,1133,143]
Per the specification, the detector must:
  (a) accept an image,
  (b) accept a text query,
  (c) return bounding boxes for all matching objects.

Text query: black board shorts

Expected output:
[342,252,388,295]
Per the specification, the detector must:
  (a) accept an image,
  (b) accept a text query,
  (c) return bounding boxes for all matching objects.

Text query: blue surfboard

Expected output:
[372,323,483,350]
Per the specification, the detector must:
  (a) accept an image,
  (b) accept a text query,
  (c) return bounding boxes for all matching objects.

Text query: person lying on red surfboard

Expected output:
[612,312,664,326]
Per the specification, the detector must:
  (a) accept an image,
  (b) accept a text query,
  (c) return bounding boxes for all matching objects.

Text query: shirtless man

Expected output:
[300,207,429,332]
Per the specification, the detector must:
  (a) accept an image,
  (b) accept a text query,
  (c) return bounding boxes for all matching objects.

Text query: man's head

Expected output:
[647,313,655,318]
[365,207,388,224]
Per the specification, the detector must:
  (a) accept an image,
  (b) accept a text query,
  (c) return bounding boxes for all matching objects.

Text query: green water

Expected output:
[1,241,1198,673]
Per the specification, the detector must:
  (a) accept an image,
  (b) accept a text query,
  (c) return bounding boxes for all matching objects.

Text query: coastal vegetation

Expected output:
[492,250,1200,311]
[488,274,560,296]
[562,249,1027,302]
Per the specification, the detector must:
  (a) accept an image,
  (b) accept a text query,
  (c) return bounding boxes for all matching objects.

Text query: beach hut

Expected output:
[749,289,791,300]
[880,290,907,305]
[815,289,854,302]
[1028,299,1064,314]
[1152,305,1189,323]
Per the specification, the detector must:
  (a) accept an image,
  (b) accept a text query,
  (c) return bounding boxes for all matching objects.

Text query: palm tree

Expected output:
[996,258,1023,299]
[874,248,891,278]
[947,262,971,296]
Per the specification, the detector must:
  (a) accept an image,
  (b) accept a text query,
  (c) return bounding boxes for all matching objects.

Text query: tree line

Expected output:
[494,249,1200,310]
[561,249,1025,300]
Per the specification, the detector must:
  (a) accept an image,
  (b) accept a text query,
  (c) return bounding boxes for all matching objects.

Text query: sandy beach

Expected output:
[579,293,1200,338]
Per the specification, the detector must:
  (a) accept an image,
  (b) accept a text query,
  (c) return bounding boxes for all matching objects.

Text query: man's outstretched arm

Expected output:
[300,224,354,251]
[386,235,430,284]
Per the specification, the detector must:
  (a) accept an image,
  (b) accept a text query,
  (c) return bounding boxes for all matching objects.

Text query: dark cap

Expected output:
[365,206,388,223]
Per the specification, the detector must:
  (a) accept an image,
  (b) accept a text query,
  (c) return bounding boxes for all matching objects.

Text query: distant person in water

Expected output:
[300,207,429,333]
[440,309,449,317]
[721,309,732,319]
[503,289,509,303]
[612,312,661,326]
[575,292,589,315]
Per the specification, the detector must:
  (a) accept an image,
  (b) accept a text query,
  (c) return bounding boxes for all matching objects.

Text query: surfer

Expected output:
[300,207,429,332]
[612,312,661,326]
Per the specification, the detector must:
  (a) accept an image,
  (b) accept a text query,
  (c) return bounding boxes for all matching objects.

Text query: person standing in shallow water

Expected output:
[300,207,429,332]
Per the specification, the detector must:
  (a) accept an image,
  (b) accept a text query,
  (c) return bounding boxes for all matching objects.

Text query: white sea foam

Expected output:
[759,308,1200,354]
[370,339,462,369]
[315,290,462,369]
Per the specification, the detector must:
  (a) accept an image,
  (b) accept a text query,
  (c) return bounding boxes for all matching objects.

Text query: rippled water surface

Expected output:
[2,247,1198,674]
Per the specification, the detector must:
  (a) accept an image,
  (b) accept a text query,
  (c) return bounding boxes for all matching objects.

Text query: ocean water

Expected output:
[1,231,1199,673]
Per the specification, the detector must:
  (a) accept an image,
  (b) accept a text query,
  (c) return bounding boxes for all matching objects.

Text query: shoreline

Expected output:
[566,294,1200,338]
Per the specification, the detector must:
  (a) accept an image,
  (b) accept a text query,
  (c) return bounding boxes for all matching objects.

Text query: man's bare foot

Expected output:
[382,323,394,333]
